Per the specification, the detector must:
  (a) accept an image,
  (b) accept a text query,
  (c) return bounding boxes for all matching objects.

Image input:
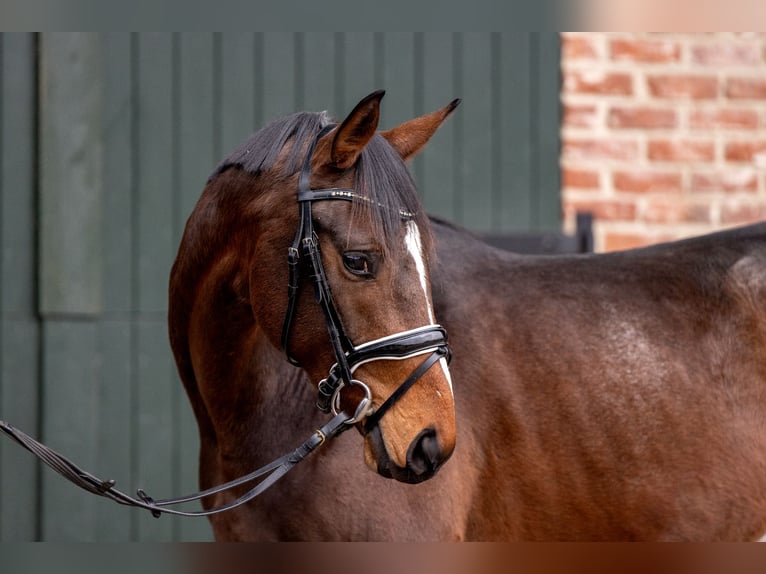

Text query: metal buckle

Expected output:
[331,379,373,424]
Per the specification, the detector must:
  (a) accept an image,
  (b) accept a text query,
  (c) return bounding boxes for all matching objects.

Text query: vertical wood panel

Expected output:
[459,33,494,231]
[134,33,176,541]
[95,32,134,540]
[102,33,134,314]
[534,33,562,231]
[376,29,417,187]
[176,33,216,542]
[0,32,40,542]
[136,33,174,315]
[301,33,337,114]
[220,33,256,154]
[94,320,133,540]
[379,33,416,129]
[134,320,175,541]
[498,33,533,230]
[341,33,377,112]
[39,33,103,316]
[178,33,216,224]
[261,33,297,121]
[40,321,100,540]
[420,33,457,218]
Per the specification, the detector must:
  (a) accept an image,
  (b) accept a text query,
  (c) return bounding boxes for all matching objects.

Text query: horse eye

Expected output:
[343,252,374,277]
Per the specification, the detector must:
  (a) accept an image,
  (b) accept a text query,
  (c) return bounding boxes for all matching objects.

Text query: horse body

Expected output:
[431,219,766,540]
[169,91,766,541]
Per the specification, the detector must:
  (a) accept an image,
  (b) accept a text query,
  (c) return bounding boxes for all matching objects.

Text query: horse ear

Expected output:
[321,90,385,170]
[381,99,461,162]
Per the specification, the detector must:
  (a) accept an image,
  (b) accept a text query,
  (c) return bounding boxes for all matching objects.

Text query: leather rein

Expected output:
[0,124,450,518]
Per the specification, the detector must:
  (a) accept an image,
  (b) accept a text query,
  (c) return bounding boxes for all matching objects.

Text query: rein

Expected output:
[0,124,450,519]
[0,412,349,518]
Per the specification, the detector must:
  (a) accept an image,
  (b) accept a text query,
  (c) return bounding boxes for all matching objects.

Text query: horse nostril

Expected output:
[406,428,442,477]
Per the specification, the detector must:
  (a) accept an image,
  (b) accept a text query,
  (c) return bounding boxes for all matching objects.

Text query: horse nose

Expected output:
[406,428,444,479]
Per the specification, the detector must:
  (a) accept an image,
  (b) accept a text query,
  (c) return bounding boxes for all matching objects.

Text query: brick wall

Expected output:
[560,33,766,252]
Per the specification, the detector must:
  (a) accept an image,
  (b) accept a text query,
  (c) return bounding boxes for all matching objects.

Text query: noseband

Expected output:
[280,124,451,430]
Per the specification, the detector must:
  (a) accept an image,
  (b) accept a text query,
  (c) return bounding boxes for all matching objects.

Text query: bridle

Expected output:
[0,124,451,519]
[280,123,451,431]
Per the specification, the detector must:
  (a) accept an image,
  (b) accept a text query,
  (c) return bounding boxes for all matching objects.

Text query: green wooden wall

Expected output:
[0,32,560,541]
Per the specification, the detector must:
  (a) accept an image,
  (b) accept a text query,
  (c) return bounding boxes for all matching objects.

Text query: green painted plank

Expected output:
[0,318,40,541]
[176,33,217,542]
[38,33,104,317]
[341,32,377,113]
[261,33,298,121]
[220,33,256,154]
[135,33,174,315]
[134,34,177,540]
[535,32,562,231]
[379,33,422,195]
[379,33,416,131]
[0,33,36,317]
[102,33,134,315]
[420,33,457,219]
[176,374,213,541]
[40,321,100,541]
[301,33,337,114]
[134,319,175,541]
[0,32,39,542]
[498,33,533,231]
[178,33,216,230]
[93,320,133,540]
[458,33,494,232]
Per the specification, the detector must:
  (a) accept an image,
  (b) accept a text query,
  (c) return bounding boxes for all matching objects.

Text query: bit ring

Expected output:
[331,379,373,424]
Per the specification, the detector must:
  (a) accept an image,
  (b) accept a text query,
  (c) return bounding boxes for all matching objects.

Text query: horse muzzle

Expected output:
[364,424,453,484]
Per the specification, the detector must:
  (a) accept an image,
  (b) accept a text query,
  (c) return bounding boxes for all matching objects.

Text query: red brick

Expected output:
[689,108,759,130]
[613,170,682,193]
[562,35,599,60]
[648,140,715,162]
[608,107,677,129]
[726,77,766,100]
[647,75,718,100]
[564,70,633,96]
[610,38,681,63]
[724,141,766,163]
[642,199,712,224]
[562,168,600,189]
[563,138,640,162]
[691,169,758,193]
[691,43,761,66]
[563,104,598,129]
[721,202,766,224]
[565,199,637,221]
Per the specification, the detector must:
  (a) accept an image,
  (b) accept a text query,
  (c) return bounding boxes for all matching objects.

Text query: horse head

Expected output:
[242,91,459,483]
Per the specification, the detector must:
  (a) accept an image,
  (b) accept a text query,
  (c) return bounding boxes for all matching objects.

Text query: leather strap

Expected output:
[363,348,448,434]
[0,411,350,518]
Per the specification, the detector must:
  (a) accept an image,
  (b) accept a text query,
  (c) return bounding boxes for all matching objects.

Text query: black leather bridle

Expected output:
[279,124,451,431]
[0,124,451,518]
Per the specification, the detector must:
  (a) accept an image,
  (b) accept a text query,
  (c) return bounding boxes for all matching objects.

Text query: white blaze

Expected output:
[404,221,434,324]
[404,221,454,394]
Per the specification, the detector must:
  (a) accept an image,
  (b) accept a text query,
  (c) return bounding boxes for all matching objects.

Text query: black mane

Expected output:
[209,111,432,256]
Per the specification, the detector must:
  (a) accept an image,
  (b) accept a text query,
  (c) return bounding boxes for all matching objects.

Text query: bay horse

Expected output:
[170,90,766,541]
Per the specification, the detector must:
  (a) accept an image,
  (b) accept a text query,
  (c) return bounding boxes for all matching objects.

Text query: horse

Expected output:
[169,90,766,541]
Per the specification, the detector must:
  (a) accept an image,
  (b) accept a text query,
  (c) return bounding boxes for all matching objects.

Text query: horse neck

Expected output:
[169,171,319,464]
